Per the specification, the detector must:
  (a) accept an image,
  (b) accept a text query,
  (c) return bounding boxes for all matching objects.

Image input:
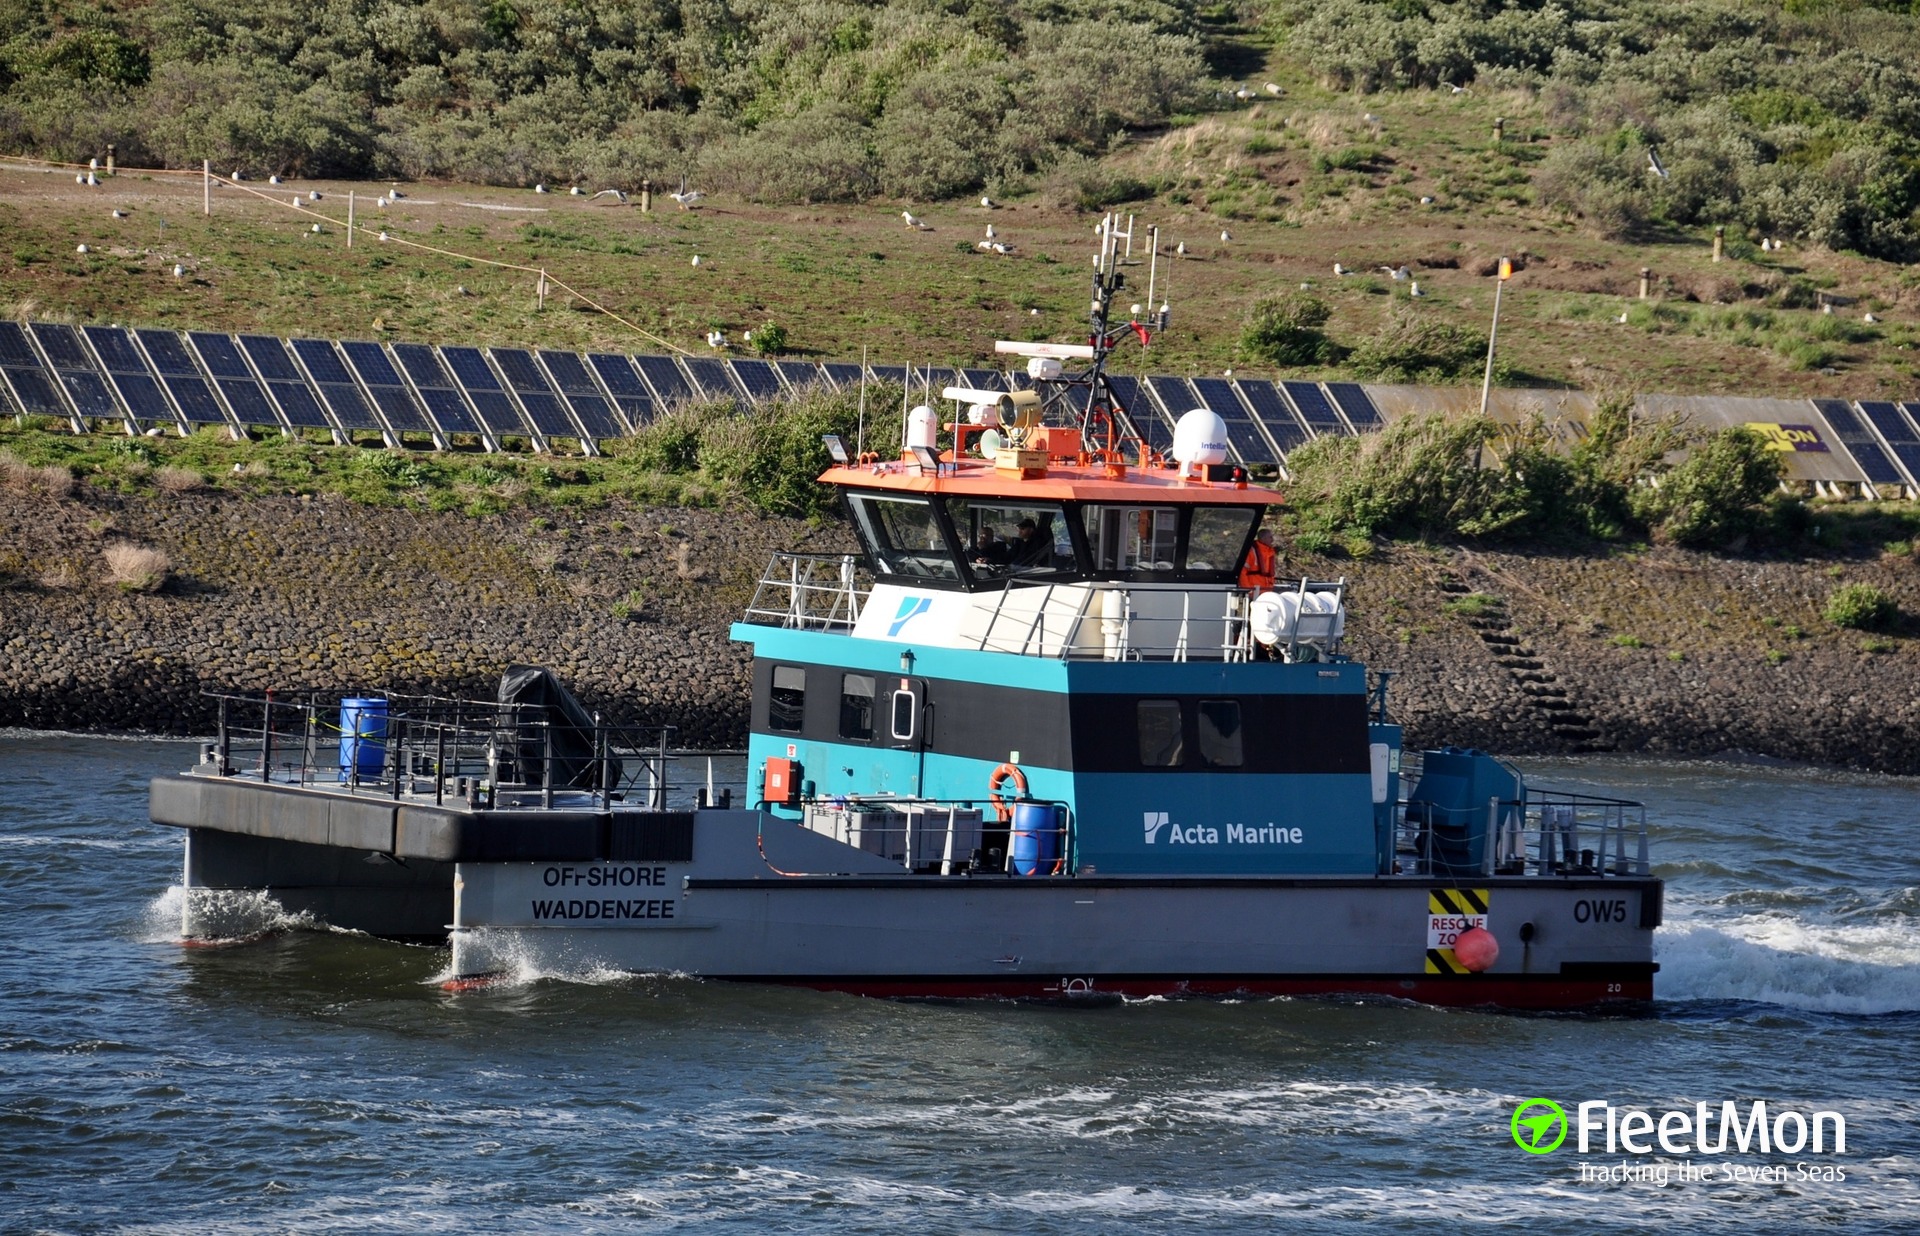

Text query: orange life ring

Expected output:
[987,762,1028,823]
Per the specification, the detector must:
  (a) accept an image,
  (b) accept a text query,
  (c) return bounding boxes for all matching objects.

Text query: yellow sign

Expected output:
[1744,422,1830,453]
[1497,257,1513,280]
[1425,888,1490,975]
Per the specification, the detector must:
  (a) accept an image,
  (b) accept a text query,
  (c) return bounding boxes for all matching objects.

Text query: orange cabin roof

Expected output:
[819,457,1281,506]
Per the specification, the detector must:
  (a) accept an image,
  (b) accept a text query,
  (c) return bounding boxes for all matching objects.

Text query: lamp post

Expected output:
[1478,255,1513,418]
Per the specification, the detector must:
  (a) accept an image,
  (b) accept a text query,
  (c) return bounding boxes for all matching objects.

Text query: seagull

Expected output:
[75,244,89,254]
[1383,264,1410,281]
[902,211,930,230]
[981,196,997,208]
[990,241,1014,254]
[231,170,244,181]
[1363,112,1381,124]
[705,329,726,348]
[110,208,128,218]
[1220,229,1231,243]
[1616,312,1629,324]
[1333,261,1348,275]
[455,285,469,296]
[388,188,404,199]
[89,158,98,170]
[742,330,752,345]
[310,222,322,233]
[534,183,548,193]
[308,190,321,201]
[1234,87,1254,100]
[1448,82,1467,94]
[1175,241,1187,256]
[1265,82,1283,96]
[985,223,996,240]
[569,185,583,196]
[1409,281,1423,297]
[670,180,704,209]
[269,174,282,185]
[591,189,627,202]
[1419,195,1434,205]
[1865,312,1879,323]
[292,195,303,207]
[691,254,702,267]
[976,240,993,251]
[75,173,84,184]
[378,231,390,241]
[1822,301,1833,315]
[1647,148,1669,179]
[85,172,98,185]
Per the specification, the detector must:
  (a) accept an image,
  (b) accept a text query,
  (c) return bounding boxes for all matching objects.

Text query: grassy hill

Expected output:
[3,1,1920,398]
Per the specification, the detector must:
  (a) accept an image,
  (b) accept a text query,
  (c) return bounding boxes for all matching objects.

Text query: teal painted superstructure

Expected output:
[734,622,1393,877]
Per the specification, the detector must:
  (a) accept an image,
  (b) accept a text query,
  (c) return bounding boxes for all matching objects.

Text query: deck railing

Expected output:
[200,689,681,810]
[742,552,868,631]
[1396,789,1651,878]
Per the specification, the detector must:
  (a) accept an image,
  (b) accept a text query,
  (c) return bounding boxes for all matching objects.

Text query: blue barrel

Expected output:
[1010,802,1062,876]
[339,698,388,783]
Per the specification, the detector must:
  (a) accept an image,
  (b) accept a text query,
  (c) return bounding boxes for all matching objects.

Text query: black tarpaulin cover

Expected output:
[496,664,620,790]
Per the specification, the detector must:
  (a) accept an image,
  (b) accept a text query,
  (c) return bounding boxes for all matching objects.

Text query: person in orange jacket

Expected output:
[1240,527,1277,593]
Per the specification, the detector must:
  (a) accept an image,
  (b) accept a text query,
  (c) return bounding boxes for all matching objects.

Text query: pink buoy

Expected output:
[1453,926,1500,972]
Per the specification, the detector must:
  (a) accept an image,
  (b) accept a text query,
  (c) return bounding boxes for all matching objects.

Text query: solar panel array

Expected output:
[0,321,1914,494]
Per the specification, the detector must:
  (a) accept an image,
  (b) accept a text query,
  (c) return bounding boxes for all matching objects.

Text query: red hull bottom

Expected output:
[746,974,1655,1011]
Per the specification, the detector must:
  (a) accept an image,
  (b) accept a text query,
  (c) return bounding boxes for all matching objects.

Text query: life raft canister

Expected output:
[987,762,1027,822]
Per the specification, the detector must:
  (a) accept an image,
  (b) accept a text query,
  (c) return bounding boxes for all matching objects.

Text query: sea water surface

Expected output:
[1,734,1916,1233]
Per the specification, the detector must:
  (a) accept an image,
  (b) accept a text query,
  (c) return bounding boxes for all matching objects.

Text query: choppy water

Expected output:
[1,735,1916,1232]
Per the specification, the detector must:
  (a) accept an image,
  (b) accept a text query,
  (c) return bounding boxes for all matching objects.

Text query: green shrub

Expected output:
[1346,305,1488,384]
[1628,427,1782,548]
[1825,583,1897,631]
[1241,292,1334,366]
[752,323,789,356]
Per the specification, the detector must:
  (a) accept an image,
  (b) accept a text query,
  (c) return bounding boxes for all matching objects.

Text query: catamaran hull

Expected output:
[168,794,1658,1011]
[448,859,1658,1011]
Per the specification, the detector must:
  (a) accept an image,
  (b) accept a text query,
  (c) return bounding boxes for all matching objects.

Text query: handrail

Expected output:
[742,552,869,631]
[199,688,680,810]
[1394,786,1651,878]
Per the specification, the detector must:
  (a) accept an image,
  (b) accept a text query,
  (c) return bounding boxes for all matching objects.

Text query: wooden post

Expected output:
[639,179,651,213]
[105,144,115,176]
[203,160,211,216]
[1712,225,1724,263]
[347,191,354,249]
[537,269,548,311]
[1639,267,1651,299]
[1492,117,1505,143]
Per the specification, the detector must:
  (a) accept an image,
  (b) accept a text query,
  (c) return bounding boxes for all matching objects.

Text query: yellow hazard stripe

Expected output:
[1429,888,1490,915]
[1425,948,1471,975]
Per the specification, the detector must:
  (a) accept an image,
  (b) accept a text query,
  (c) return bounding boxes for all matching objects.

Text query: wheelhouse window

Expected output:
[945,498,1078,583]
[1185,508,1260,579]
[1137,699,1185,767]
[1083,505,1180,576]
[1197,699,1243,768]
[839,673,876,741]
[846,492,961,583]
[769,666,806,733]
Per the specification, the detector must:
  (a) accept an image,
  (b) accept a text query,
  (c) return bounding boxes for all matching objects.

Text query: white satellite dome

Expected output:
[906,404,940,451]
[1171,408,1229,467]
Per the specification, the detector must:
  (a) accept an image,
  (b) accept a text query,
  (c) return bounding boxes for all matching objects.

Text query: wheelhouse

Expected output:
[842,487,1263,591]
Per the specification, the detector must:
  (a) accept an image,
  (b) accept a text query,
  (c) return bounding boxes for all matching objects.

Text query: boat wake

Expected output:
[1656,902,1920,1015]
[140,884,321,946]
